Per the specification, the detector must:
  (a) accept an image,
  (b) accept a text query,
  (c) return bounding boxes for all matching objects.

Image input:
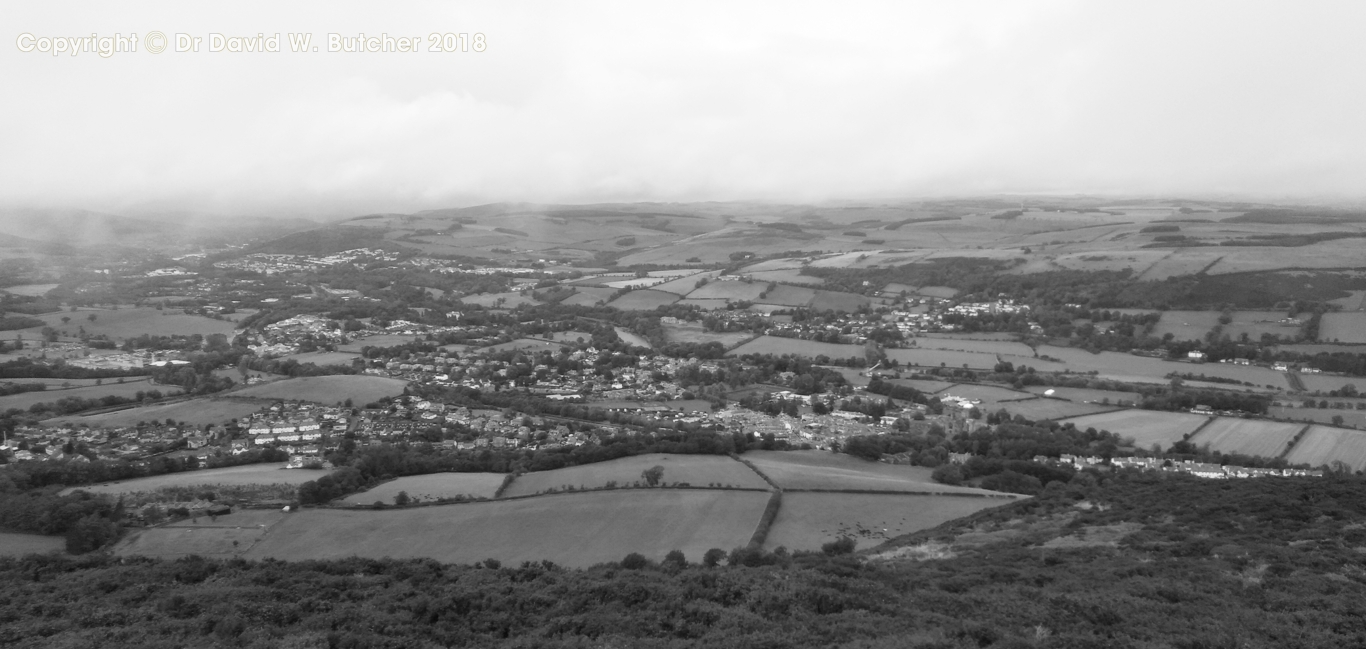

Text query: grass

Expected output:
[1269,406,1366,429]
[936,384,1031,407]
[458,291,542,308]
[277,351,362,367]
[44,396,274,428]
[755,284,817,307]
[1319,312,1366,344]
[0,381,177,412]
[740,450,1005,495]
[605,290,681,311]
[746,269,824,286]
[685,281,767,302]
[230,375,408,405]
[1151,311,1221,342]
[762,492,1011,551]
[340,473,507,505]
[1286,425,1366,470]
[1187,417,1304,458]
[61,464,328,496]
[480,338,569,354]
[1060,409,1210,450]
[809,290,870,312]
[33,307,239,340]
[886,348,1000,369]
[728,336,864,361]
[0,532,64,557]
[337,334,426,352]
[999,398,1116,422]
[908,337,1034,355]
[661,323,755,348]
[501,453,768,497]
[238,489,771,568]
[614,328,653,348]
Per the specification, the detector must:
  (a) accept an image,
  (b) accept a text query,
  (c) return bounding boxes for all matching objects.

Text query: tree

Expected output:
[87,313,97,322]
[702,548,726,567]
[65,514,119,554]
[394,490,411,506]
[620,552,649,570]
[641,465,665,487]
[1333,415,1346,427]
[821,536,856,555]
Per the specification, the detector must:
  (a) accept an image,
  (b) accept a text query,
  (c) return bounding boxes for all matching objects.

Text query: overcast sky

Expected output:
[3,1,1365,219]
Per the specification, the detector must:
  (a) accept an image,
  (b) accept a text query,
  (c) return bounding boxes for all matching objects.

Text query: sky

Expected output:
[2,1,1365,220]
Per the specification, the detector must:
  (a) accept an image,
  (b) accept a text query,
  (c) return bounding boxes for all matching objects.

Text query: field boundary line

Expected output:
[782,488,1022,500]
[730,453,782,490]
[746,490,783,549]
[329,483,770,509]
[1279,423,1315,459]
[1183,416,1218,444]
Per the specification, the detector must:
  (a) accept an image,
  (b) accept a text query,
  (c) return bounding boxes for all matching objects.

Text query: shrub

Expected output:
[821,536,856,556]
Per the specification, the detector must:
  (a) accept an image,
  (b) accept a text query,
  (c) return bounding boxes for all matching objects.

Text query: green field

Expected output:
[937,383,1032,407]
[662,322,755,348]
[909,337,1034,356]
[459,291,542,308]
[728,336,864,361]
[33,307,239,341]
[1151,311,1221,342]
[614,327,653,348]
[685,280,767,302]
[61,464,327,496]
[1285,425,1366,471]
[236,489,771,567]
[1188,417,1304,458]
[502,453,768,497]
[1024,386,1141,405]
[1319,312,1366,343]
[0,380,178,412]
[337,333,426,352]
[44,396,274,428]
[114,509,287,558]
[740,450,1006,495]
[1060,409,1210,450]
[1269,405,1366,429]
[605,289,681,310]
[231,375,408,405]
[0,532,64,557]
[278,350,362,367]
[340,473,507,505]
[886,348,1000,369]
[999,398,1117,422]
[480,338,568,354]
[762,492,1010,552]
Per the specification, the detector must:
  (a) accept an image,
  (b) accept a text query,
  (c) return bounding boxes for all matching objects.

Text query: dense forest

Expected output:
[3,473,1366,647]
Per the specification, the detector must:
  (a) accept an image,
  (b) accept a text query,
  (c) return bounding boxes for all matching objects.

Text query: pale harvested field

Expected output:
[1319,313,1366,344]
[741,450,1004,495]
[1188,418,1304,458]
[739,259,807,272]
[245,489,770,567]
[340,473,507,505]
[1152,311,1220,342]
[1286,425,1366,471]
[0,381,178,412]
[911,286,959,299]
[1000,398,1116,422]
[502,453,768,497]
[686,280,767,302]
[45,396,273,428]
[231,375,408,405]
[0,532,64,556]
[909,337,1033,356]
[886,348,999,369]
[1207,241,1366,275]
[763,493,1011,552]
[1060,409,1210,449]
[662,323,755,348]
[605,289,680,311]
[62,464,326,496]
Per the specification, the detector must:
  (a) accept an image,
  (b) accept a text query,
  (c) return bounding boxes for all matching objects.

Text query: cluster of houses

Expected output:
[213,249,399,275]
[1045,453,1324,479]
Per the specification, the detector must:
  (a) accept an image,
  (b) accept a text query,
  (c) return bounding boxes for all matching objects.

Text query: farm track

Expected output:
[1279,424,1315,459]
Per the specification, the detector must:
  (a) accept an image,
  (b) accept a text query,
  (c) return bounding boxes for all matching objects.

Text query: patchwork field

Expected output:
[337,334,425,352]
[728,336,864,361]
[559,286,617,306]
[763,493,1011,552]
[740,450,1005,496]
[241,489,771,567]
[650,271,719,295]
[1025,386,1141,405]
[481,338,568,354]
[1285,425,1366,471]
[62,464,326,496]
[756,284,817,307]
[614,328,653,348]
[501,453,768,497]
[114,509,287,559]
[746,269,824,286]
[0,380,176,412]
[809,290,870,312]
[1060,409,1210,450]
[45,396,274,428]
[277,351,362,367]
[605,289,680,310]
[685,280,767,302]
[1319,312,1366,344]
[340,473,507,505]
[1222,311,1302,342]
[885,378,955,393]
[662,322,755,348]
[1152,311,1221,342]
[937,384,1032,407]
[0,283,59,296]
[1187,418,1304,457]
[909,337,1034,356]
[231,375,408,405]
[998,398,1117,421]
[1269,406,1366,429]
[458,291,541,308]
[886,348,1000,369]
[0,532,64,557]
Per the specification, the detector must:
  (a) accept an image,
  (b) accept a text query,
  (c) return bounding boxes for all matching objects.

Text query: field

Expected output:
[662,322,755,348]
[756,284,817,307]
[0,380,177,412]
[237,489,771,567]
[886,348,1000,369]
[1152,311,1221,342]
[231,375,408,405]
[614,327,653,348]
[762,493,1010,552]
[998,398,1117,421]
[1060,409,1210,449]
[458,291,541,308]
[559,286,617,306]
[746,269,824,286]
[728,336,864,361]
[31,307,239,341]
[1297,373,1366,394]
[685,280,767,302]
[480,338,568,354]
[337,333,425,352]
[62,464,327,496]
[1024,386,1141,405]
[340,473,507,505]
[114,509,287,559]
[1319,312,1366,343]
[647,271,718,295]
[676,298,731,310]
[277,350,361,367]
[809,290,869,312]
[740,450,1005,496]
[936,384,1031,407]
[45,396,274,428]
[1269,406,1366,429]
[909,337,1034,355]
[1187,417,1304,457]
[605,289,680,310]
[501,453,768,497]
[0,532,64,556]
[885,378,955,393]
[1285,425,1366,471]
[1223,311,1302,341]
